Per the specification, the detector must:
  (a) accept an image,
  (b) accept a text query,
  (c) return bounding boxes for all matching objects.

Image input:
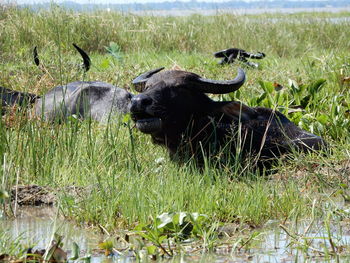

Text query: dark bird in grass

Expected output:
[214,48,266,68]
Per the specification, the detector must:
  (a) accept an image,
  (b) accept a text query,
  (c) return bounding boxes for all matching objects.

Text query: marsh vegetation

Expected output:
[0,5,350,262]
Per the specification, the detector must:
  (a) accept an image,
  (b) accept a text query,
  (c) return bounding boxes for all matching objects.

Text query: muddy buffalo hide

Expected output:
[33,81,132,122]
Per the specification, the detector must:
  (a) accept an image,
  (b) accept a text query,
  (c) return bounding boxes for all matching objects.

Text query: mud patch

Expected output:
[11,185,56,206]
[10,184,88,206]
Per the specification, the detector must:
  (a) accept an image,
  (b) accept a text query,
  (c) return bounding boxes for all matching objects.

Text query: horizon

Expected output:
[13,0,339,5]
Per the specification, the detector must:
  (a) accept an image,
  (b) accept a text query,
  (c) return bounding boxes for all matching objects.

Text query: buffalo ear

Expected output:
[132,67,165,92]
[217,101,257,121]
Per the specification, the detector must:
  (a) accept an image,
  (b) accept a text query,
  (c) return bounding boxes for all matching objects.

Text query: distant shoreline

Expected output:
[130,7,350,16]
[16,0,350,16]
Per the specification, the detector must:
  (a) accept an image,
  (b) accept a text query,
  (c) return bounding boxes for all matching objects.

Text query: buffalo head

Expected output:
[130,67,325,166]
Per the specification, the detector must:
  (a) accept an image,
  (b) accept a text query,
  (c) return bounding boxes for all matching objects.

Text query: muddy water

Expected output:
[1,206,137,262]
[1,206,101,252]
[2,207,350,262]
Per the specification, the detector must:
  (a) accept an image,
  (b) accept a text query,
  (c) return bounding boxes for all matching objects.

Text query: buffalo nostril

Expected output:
[130,94,152,112]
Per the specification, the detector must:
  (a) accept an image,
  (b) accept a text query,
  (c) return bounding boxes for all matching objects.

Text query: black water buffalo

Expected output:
[214,48,265,68]
[130,67,325,167]
[1,45,132,122]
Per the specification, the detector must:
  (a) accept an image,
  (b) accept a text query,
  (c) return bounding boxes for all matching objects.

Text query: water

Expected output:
[0,207,135,262]
[251,16,350,24]
[1,207,350,262]
[130,7,350,17]
[1,206,100,253]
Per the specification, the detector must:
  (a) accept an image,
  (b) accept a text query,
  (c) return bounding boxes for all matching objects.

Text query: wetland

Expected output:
[1,5,350,262]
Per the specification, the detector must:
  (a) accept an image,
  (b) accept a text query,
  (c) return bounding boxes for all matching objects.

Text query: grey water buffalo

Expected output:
[34,81,132,122]
[1,82,132,123]
[130,67,325,167]
[214,48,265,68]
[1,45,132,122]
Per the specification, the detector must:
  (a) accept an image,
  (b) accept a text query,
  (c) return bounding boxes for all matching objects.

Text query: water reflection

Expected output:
[2,207,350,262]
[1,206,100,252]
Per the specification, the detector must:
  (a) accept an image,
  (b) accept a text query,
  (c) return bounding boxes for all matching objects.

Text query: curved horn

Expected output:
[193,68,246,94]
[33,46,40,66]
[73,43,91,72]
[132,67,164,92]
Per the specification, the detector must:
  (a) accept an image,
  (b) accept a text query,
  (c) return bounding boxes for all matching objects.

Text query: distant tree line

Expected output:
[21,0,350,12]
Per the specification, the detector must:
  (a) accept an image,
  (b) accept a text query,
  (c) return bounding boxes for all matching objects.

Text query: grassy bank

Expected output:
[1,5,350,258]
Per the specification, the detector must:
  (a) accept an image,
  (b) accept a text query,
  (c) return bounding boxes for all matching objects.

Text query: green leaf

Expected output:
[316,114,329,125]
[122,113,131,123]
[339,183,348,189]
[100,58,110,69]
[190,213,208,222]
[137,232,154,241]
[105,42,123,62]
[69,242,80,260]
[0,190,9,200]
[258,80,274,93]
[146,245,157,255]
[308,79,326,95]
[256,92,267,104]
[98,240,113,250]
[134,223,146,231]
[158,235,167,243]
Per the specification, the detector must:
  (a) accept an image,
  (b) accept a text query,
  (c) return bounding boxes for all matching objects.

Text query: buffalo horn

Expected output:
[132,67,165,92]
[73,43,91,72]
[194,68,246,94]
[33,46,40,66]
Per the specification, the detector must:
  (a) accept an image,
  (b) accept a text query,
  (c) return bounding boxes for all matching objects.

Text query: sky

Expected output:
[10,0,317,5]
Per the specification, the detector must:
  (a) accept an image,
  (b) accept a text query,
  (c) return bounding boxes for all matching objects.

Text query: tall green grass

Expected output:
[0,6,350,234]
[1,6,350,56]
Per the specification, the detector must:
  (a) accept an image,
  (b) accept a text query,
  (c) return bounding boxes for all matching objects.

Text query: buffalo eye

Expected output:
[130,94,152,112]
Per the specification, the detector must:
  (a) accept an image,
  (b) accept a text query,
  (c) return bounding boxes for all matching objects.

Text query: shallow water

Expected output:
[251,16,350,25]
[1,206,350,262]
[1,206,100,253]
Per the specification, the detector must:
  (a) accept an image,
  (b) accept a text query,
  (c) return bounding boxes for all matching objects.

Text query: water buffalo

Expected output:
[0,86,38,114]
[214,48,266,68]
[34,81,132,122]
[1,82,132,123]
[130,67,325,167]
[1,45,132,122]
